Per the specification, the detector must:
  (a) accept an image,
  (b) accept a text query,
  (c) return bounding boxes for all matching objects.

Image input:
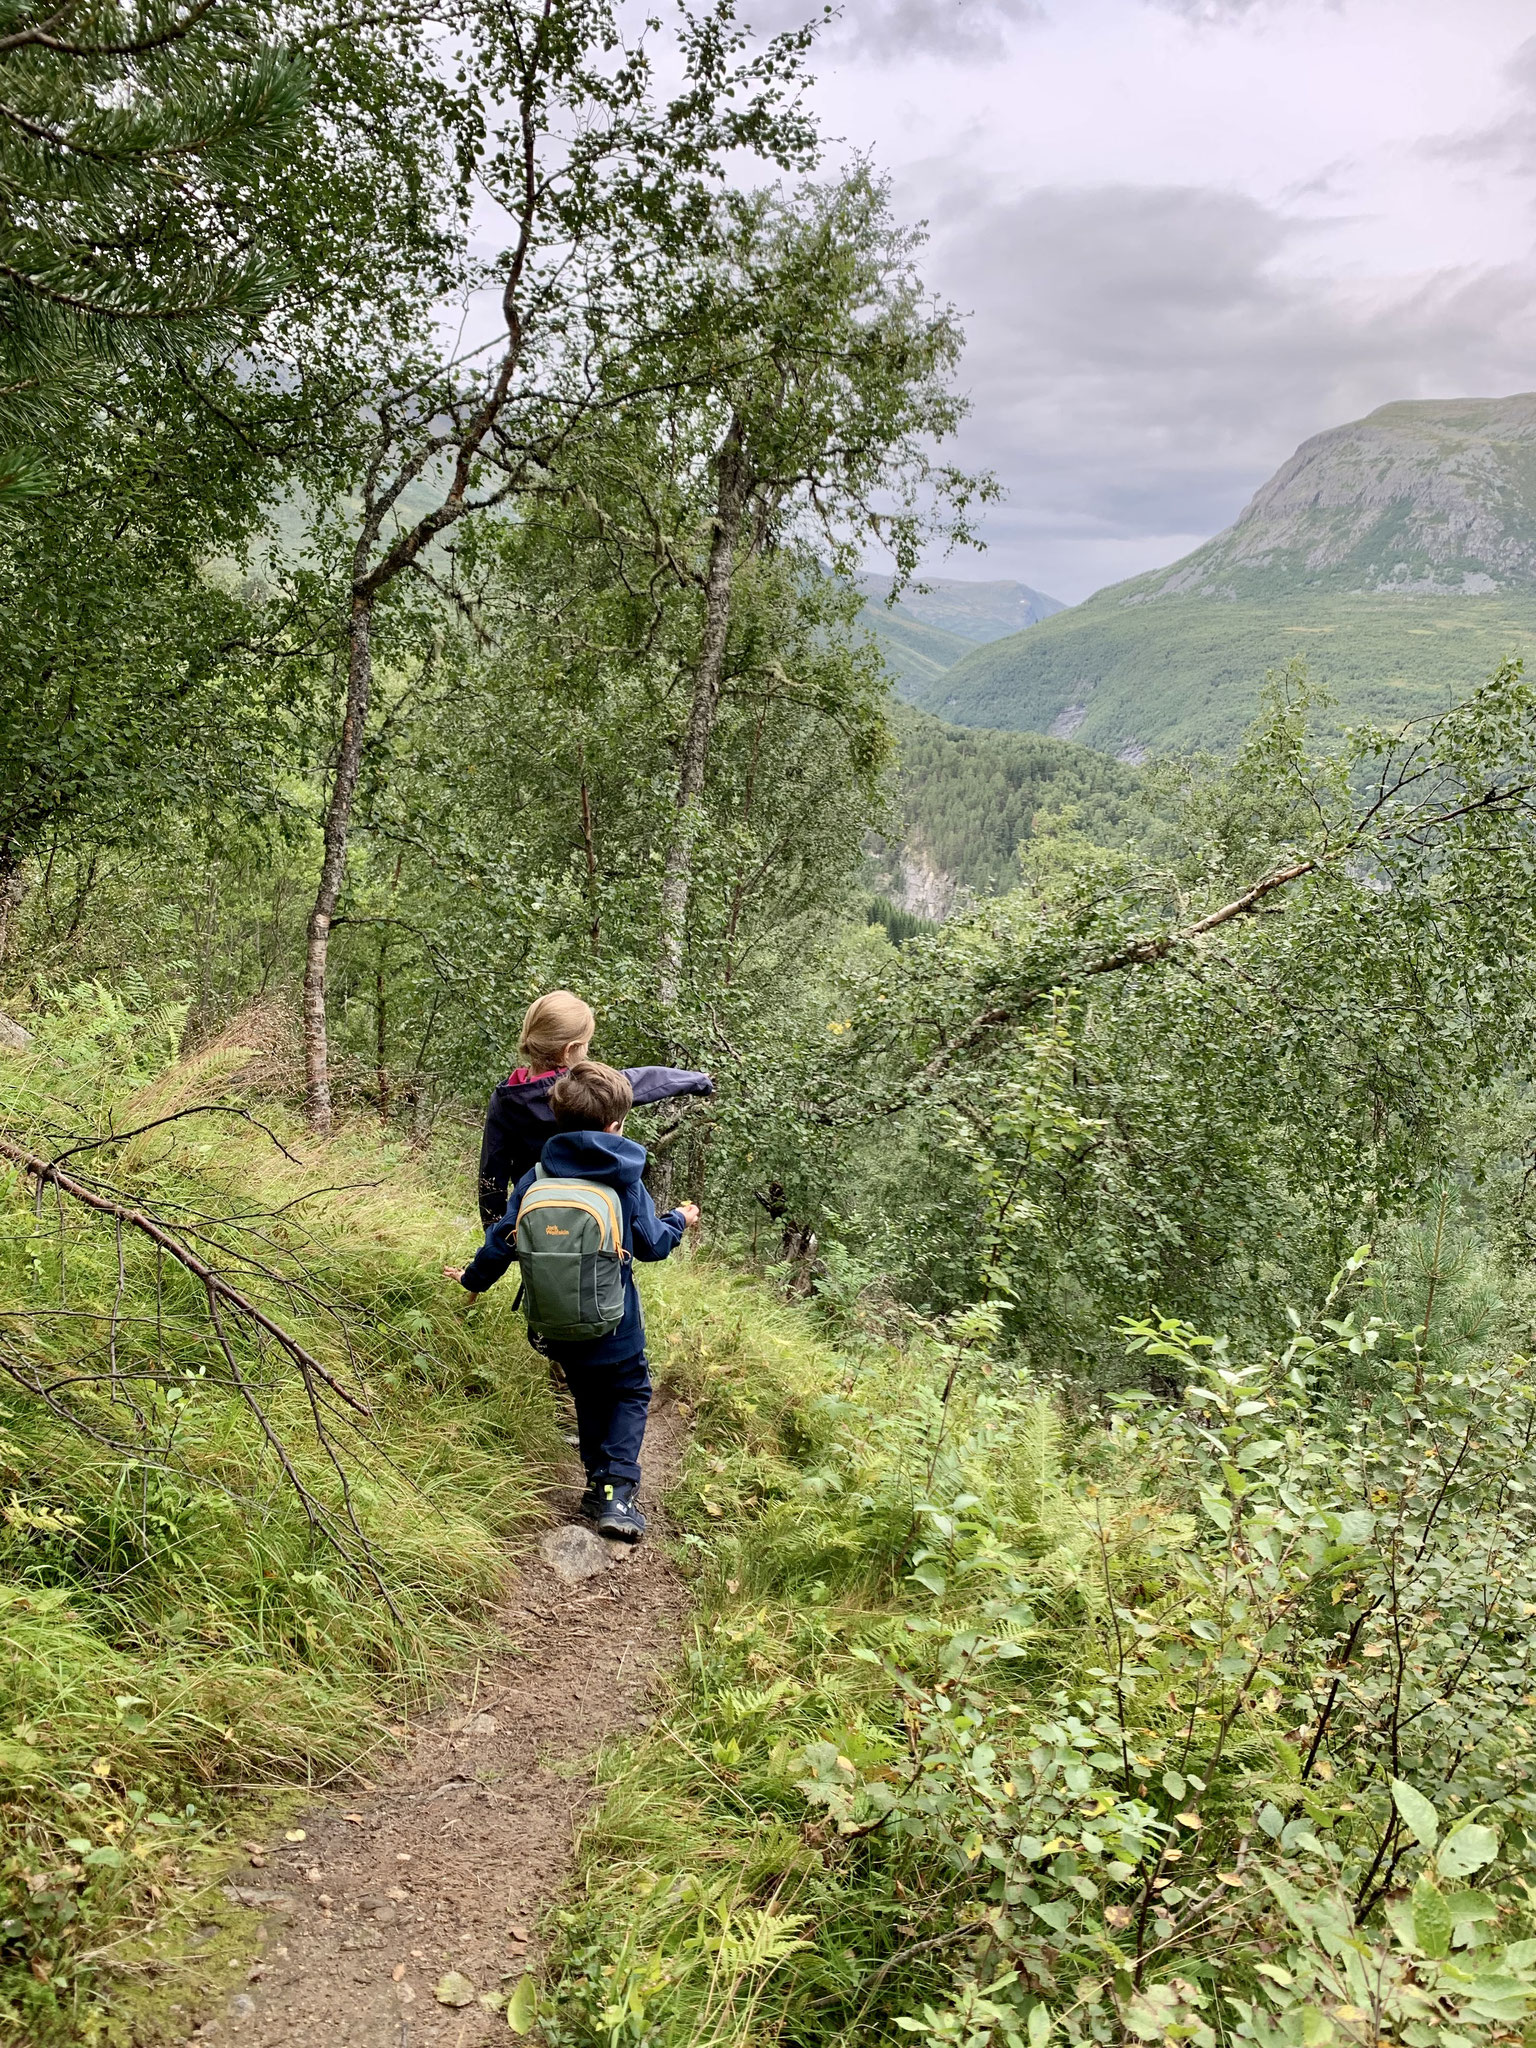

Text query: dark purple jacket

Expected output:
[476,1063,713,1225]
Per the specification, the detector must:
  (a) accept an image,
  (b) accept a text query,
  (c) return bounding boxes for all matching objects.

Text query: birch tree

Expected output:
[627,168,988,1016]
[295,0,821,1131]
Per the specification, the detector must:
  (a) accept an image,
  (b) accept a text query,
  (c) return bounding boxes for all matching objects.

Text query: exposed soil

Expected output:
[178,1397,690,2047]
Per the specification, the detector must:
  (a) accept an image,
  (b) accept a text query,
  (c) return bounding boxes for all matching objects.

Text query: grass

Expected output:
[917,589,1536,756]
[541,1262,1102,2046]
[0,988,563,2043]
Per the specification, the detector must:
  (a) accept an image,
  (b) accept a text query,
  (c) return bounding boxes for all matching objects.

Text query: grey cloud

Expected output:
[922,181,1536,594]
[1422,36,1536,176]
[746,0,1042,62]
[1146,0,1271,18]
[1142,0,1334,21]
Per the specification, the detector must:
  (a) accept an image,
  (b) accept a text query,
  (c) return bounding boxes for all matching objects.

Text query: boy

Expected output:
[445,1061,699,1542]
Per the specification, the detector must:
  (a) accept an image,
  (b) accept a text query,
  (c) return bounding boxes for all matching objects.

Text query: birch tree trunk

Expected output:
[303,593,373,1134]
[658,416,748,1012]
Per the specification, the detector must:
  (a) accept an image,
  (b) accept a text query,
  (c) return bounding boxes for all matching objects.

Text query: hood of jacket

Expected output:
[538,1129,647,1188]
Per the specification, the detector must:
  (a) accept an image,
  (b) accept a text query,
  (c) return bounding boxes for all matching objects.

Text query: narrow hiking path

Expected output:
[177,1399,691,2048]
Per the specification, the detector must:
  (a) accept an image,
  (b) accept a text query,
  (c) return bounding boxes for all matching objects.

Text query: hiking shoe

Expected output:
[595,1481,646,1543]
[578,1477,603,1523]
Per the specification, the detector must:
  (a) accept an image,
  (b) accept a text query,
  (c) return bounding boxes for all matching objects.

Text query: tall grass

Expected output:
[0,989,561,2042]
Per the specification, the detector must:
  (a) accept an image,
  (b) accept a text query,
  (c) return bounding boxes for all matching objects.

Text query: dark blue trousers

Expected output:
[557,1349,651,1485]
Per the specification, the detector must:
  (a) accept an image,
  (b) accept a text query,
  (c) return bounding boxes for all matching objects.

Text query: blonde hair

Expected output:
[518,990,595,1071]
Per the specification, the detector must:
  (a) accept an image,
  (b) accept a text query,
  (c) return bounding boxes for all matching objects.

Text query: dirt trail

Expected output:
[181,1398,690,2047]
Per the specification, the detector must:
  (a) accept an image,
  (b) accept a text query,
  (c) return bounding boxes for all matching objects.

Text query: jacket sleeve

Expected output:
[477,1091,513,1227]
[624,1065,715,1105]
[460,1175,528,1294]
[628,1179,685,1263]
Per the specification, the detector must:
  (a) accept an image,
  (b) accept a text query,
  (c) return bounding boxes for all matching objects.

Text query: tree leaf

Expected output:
[1412,1876,1453,1960]
[1438,1823,1498,1879]
[435,1970,477,2007]
[1392,1779,1439,1849]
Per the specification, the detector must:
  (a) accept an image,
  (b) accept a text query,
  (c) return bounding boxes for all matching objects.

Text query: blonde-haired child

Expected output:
[475,989,713,1224]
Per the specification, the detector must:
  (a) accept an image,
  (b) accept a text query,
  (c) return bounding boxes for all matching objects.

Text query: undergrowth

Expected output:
[547,1259,1536,2048]
[0,989,562,2044]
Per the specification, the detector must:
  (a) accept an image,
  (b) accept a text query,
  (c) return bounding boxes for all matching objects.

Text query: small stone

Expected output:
[0,1012,32,1052]
[372,1905,398,1926]
[227,1993,256,2021]
[462,1711,498,1735]
[539,1524,617,1582]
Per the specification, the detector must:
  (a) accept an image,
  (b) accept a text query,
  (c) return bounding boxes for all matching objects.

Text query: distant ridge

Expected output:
[1146,393,1536,600]
[917,395,1536,756]
[857,573,1065,695]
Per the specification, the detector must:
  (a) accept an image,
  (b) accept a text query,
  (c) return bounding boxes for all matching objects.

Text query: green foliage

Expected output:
[723,665,1536,1359]
[546,1252,1536,2048]
[0,0,305,486]
[883,708,1142,899]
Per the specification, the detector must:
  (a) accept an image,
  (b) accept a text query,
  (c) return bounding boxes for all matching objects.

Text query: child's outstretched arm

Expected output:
[447,1188,523,1297]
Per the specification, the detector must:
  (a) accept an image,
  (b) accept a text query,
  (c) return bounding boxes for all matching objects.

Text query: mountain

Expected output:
[858,573,1065,695]
[916,395,1536,756]
[859,573,1067,640]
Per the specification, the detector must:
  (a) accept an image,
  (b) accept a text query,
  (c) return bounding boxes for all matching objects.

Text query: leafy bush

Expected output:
[548,1255,1536,2048]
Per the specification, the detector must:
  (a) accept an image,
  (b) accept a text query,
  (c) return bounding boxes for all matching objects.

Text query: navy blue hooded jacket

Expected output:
[476,1064,712,1225]
[458,1130,685,1365]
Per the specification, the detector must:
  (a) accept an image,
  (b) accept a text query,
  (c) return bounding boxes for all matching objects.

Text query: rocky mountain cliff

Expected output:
[1142,393,1536,602]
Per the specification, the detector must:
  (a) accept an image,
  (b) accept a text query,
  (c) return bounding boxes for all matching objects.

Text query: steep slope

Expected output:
[880,705,1141,904]
[921,395,1536,755]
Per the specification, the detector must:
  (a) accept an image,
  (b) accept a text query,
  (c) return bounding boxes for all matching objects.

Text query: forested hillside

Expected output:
[858,573,1063,695]
[10,6,1536,2048]
[881,707,1142,900]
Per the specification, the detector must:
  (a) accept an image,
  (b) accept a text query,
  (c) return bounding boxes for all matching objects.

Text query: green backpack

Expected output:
[513,1164,628,1342]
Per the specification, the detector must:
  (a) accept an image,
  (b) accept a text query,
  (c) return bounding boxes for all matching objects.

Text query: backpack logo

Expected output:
[545,1223,570,1236]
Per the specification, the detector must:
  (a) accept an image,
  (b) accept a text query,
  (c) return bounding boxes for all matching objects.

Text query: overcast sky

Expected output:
[774,0,1536,602]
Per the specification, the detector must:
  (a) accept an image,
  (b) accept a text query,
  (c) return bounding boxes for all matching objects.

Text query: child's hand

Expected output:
[678,1203,701,1230]
[442,1264,480,1298]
